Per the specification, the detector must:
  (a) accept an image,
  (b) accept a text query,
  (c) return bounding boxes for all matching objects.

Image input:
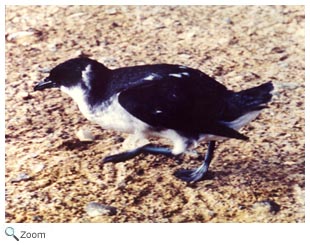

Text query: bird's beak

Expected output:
[34,79,58,91]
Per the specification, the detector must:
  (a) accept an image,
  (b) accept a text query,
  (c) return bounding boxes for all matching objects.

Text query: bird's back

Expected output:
[108,64,227,95]
[88,63,273,140]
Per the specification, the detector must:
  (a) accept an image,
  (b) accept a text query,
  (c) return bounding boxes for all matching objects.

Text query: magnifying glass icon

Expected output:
[5,227,19,241]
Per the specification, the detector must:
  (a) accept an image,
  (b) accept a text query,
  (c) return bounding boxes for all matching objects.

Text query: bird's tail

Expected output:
[223,81,274,121]
[234,81,274,111]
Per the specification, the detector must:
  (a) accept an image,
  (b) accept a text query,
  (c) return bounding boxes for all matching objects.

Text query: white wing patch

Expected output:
[143,74,156,81]
[169,72,191,78]
[181,72,190,76]
[179,65,188,69]
[143,73,163,81]
[81,64,92,90]
[169,73,182,78]
[154,109,163,114]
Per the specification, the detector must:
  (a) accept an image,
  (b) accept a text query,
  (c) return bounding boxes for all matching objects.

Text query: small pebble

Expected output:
[37,67,51,73]
[32,163,45,173]
[252,200,280,214]
[82,180,89,185]
[16,91,32,100]
[32,215,43,222]
[76,128,95,142]
[7,31,35,42]
[224,17,233,24]
[28,152,39,158]
[275,82,299,90]
[85,202,117,216]
[208,211,216,218]
[48,43,58,52]
[106,8,118,15]
[11,173,32,183]
[75,50,91,58]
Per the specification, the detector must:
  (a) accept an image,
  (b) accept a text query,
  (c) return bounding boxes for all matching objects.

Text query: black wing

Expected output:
[118,68,248,140]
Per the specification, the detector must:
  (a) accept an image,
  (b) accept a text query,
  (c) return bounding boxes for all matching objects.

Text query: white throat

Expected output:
[60,85,91,118]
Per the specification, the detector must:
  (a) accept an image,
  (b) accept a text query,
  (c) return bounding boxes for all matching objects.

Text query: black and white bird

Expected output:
[34,57,273,182]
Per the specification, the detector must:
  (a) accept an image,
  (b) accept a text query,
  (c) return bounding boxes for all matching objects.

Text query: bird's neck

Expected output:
[60,85,92,119]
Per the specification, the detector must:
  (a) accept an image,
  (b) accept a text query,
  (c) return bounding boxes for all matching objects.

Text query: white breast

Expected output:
[91,95,150,133]
[60,85,149,133]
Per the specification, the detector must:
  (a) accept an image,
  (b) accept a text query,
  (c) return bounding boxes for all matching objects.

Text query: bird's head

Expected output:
[34,57,110,94]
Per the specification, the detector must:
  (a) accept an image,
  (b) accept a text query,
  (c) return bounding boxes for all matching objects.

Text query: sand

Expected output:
[5,5,304,222]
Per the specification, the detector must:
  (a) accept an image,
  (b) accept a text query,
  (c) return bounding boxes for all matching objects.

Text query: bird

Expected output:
[34,57,274,182]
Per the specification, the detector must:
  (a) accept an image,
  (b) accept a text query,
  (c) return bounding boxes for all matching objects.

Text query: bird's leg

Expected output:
[102,144,173,164]
[140,144,173,156]
[174,141,216,182]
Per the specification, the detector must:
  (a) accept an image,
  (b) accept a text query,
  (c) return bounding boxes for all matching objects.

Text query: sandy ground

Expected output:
[5,5,304,222]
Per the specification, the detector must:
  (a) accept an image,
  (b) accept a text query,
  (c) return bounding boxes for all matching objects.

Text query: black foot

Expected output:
[174,141,216,183]
[174,166,208,183]
[102,144,173,164]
